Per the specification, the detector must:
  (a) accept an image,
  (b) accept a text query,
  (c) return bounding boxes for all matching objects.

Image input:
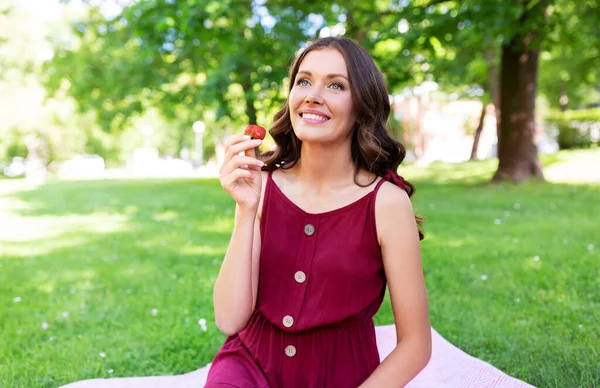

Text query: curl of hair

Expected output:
[260,37,424,240]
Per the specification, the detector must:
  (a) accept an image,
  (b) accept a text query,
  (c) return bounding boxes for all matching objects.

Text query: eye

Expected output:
[330,82,345,90]
[296,78,310,87]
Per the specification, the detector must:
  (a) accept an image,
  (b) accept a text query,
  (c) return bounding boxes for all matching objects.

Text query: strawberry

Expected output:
[244,124,266,140]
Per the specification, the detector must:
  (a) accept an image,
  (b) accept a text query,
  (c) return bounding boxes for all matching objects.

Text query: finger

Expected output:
[245,143,257,159]
[226,139,262,161]
[222,155,264,176]
[224,134,251,149]
[224,168,253,187]
[221,138,256,173]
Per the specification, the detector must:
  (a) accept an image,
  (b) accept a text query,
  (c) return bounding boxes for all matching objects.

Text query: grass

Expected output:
[0,152,599,388]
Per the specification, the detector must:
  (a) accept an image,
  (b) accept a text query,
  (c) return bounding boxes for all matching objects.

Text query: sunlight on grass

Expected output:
[180,245,226,256]
[0,210,131,258]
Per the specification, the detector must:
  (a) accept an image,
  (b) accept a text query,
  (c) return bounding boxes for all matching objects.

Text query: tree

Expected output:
[334,0,598,182]
[44,0,320,162]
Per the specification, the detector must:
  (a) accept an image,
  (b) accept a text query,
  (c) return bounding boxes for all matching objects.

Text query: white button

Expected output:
[285,345,296,357]
[304,224,315,236]
[282,315,294,328]
[294,271,306,283]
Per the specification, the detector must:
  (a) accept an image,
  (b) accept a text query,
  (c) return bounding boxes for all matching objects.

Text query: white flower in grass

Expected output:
[108,369,114,374]
[151,308,159,316]
[198,318,207,332]
[533,256,540,262]
[515,298,521,303]
[494,219,502,225]
[41,322,49,330]
[99,352,107,358]
[578,324,583,329]
[588,244,594,252]
[13,297,21,303]
[514,203,521,209]
[62,311,69,318]
[49,336,55,342]
[504,211,511,217]
[480,274,488,281]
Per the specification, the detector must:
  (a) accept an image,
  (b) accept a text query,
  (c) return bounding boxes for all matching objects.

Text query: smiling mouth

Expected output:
[300,113,330,122]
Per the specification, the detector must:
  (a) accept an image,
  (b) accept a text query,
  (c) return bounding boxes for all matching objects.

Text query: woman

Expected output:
[206,36,431,388]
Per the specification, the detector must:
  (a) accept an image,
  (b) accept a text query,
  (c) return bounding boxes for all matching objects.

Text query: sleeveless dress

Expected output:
[205,170,406,388]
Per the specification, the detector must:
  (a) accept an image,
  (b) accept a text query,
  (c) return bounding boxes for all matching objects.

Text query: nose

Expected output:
[304,93,323,105]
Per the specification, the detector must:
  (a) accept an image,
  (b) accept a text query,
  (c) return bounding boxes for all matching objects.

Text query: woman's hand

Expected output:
[219,134,265,213]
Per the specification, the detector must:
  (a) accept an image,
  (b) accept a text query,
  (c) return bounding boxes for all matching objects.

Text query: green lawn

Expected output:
[0,154,599,388]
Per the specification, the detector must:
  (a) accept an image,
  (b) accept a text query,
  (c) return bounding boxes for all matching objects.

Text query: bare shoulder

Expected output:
[374,180,418,245]
[375,180,413,212]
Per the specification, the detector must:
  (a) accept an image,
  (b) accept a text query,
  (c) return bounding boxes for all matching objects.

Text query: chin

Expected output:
[293,126,326,143]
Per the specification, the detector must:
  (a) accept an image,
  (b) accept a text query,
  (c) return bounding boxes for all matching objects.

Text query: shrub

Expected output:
[546,108,600,149]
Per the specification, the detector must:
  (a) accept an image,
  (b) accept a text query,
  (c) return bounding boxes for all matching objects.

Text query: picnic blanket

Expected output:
[61,325,535,388]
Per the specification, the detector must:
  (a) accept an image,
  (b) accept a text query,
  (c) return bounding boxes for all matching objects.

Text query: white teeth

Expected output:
[303,113,328,121]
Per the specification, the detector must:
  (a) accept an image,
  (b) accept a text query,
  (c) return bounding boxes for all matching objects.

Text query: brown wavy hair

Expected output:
[261,37,423,239]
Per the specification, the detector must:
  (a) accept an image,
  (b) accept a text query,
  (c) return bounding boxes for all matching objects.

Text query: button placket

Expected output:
[288,217,320,329]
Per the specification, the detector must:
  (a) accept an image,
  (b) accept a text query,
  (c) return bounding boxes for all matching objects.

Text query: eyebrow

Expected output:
[297,70,349,81]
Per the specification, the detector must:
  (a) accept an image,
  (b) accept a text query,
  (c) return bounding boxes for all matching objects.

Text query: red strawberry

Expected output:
[244,124,266,140]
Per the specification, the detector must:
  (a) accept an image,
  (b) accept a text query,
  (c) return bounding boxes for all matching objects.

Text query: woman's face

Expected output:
[288,48,358,145]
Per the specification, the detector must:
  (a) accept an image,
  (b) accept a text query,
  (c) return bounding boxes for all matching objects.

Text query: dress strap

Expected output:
[382,169,408,190]
[260,170,275,236]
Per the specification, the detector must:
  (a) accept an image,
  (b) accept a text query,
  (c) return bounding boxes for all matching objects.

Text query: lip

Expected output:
[299,109,331,120]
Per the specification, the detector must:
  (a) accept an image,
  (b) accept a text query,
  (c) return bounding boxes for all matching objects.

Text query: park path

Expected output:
[544,149,600,184]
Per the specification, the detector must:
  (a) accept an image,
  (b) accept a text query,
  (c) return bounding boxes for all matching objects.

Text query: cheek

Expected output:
[339,96,356,120]
[288,88,303,109]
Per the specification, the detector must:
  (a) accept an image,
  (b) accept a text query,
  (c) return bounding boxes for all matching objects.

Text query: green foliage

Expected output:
[546,108,600,149]
[4,0,600,171]
[538,1,600,109]
[44,0,316,142]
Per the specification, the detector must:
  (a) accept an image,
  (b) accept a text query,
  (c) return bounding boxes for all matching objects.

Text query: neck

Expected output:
[293,141,355,189]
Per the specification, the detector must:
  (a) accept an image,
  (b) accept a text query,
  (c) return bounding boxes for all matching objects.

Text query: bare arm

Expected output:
[213,135,265,336]
[359,182,432,387]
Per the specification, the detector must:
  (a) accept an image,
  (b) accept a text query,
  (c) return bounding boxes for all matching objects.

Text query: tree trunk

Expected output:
[470,104,486,160]
[486,48,500,132]
[492,14,544,182]
[239,69,257,124]
[245,95,257,124]
[346,9,368,43]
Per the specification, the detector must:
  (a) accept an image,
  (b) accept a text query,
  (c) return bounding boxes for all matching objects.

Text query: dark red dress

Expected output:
[206,171,397,388]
